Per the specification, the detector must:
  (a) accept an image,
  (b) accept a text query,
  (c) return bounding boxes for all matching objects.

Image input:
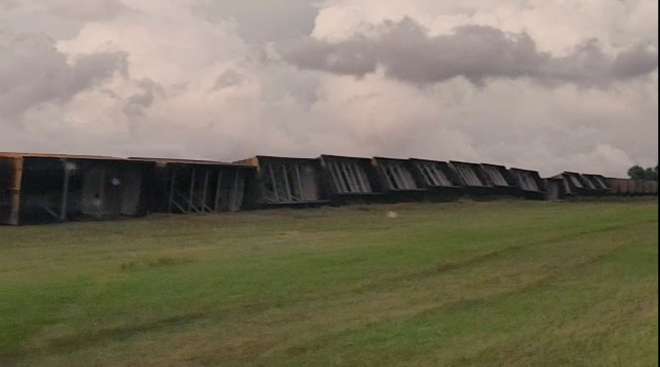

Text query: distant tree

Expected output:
[628,165,659,180]
[628,165,647,180]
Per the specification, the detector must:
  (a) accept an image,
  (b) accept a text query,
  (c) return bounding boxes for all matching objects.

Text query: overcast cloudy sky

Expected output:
[0,0,657,176]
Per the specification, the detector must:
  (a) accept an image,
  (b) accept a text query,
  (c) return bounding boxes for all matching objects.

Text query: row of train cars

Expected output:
[0,152,657,225]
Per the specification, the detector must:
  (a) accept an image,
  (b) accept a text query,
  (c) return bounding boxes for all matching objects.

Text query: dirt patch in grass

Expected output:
[120,256,197,271]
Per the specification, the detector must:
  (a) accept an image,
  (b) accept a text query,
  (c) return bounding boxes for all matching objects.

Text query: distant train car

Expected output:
[551,173,654,198]
[237,156,328,207]
[372,157,427,201]
[131,157,254,214]
[449,161,510,197]
[581,174,610,195]
[627,179,639,195]
[543,177,568,200]
[319,155,383,203]
[642,180,658,195]
[408,158,463,200]
[0,153,152,225]
[479,163,519,196]
[551,172,600,196]
[509,168,546,200]
[605,178,629,195]
[606,178,658,196]
[448,161,491,195]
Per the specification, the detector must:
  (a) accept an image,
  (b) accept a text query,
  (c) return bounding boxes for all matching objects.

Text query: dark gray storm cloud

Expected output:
[283,17,658,86]
[0,32,128,118]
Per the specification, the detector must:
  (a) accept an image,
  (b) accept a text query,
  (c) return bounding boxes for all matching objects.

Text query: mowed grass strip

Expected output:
[0,200,657,366]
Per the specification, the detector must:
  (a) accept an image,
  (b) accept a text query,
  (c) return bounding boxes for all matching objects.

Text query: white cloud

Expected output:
[0,0,657,177]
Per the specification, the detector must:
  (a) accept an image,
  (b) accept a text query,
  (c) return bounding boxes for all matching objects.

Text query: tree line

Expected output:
[628,165,658,181]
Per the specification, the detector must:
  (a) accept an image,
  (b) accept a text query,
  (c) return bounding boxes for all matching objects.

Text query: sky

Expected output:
[0,0,657,177]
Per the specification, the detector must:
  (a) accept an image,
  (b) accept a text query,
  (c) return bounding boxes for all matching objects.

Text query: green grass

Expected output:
[0,199,657,366]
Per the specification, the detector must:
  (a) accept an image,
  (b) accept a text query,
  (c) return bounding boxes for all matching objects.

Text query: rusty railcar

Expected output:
[605,178,657,196]
[606,178,630,195]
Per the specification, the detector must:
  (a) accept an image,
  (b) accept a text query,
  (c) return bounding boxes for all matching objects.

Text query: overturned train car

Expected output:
[479,163,519,196]
[449,161,520,197]
[372,157,427,201]
[549,172,595,197]
[319,155,383,203]
[133,158,254,214]
[543,172,659,199]
[238,156,328,207]
[2,150,655,225]
[408,158,463,200]
[0,153,151,225]
[509,168,546,200]
[448,160,491,195]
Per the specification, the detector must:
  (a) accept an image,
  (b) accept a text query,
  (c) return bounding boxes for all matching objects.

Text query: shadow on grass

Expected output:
[6,312,207,364]
[120,256,197,271]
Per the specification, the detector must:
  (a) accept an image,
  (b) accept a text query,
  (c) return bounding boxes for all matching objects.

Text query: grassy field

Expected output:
[0,199,657,366]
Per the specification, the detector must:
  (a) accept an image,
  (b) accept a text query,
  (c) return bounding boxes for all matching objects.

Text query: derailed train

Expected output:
[0,152,657,225]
